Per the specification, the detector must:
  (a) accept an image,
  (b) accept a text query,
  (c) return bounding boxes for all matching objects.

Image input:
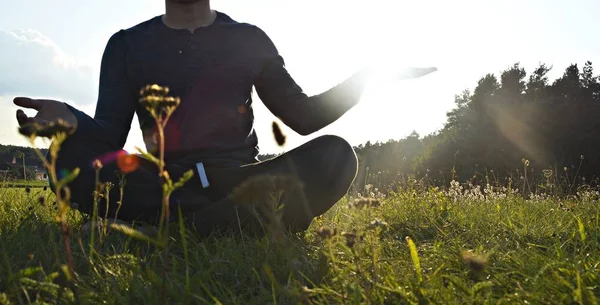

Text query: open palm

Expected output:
[14,97,78,129]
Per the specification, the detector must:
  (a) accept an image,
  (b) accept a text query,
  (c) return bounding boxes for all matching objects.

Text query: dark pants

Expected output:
[52,135,358,235]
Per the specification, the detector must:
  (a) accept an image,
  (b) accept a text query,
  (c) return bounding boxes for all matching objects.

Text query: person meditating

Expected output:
[14,0,436,236]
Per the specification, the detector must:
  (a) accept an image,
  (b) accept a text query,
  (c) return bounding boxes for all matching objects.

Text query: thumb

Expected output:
[14,97,44,111]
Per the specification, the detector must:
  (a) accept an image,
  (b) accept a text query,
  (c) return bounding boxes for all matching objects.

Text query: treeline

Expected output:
[0,145,46,167]
[351,61,600,192]
[0,145,47,180]
[4,61,599,189]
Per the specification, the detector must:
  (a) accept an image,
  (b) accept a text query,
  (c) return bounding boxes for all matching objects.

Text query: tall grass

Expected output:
[1,170,599,304]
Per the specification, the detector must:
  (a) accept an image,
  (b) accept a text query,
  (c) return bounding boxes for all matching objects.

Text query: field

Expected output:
[1,179,599,305]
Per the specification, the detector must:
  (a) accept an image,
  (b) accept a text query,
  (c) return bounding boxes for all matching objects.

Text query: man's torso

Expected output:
[120,12,274,166]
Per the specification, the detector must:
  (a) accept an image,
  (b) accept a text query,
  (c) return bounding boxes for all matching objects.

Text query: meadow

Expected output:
[1,174,599,304]
[2,81,600,304]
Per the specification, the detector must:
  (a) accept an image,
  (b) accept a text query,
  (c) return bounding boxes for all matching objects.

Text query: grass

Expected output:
[1,180,599,304]
[3,86,599,304]
[0,180,49,189]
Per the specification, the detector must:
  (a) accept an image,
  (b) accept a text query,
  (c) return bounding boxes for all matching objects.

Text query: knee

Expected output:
[312,135,358,192]
[315,135,358,171]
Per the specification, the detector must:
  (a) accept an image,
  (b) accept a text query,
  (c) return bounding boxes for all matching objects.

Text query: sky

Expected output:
[1,0,599,154]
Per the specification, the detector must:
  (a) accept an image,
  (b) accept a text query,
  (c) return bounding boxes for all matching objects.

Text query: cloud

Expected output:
[0,29,96,104]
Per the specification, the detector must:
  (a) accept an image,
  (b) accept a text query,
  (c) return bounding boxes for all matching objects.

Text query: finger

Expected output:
[16,109,32,127]
[13,97,44,111]
[399,67,438,79]
[29,117,51,125]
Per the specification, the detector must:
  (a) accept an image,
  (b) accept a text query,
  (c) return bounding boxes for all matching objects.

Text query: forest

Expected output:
[351,61,600,193]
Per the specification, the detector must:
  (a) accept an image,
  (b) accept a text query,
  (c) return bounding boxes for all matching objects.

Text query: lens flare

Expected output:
[116,152,140,174]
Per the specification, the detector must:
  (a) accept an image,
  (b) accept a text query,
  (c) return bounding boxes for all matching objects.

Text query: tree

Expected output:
[14,150,26,181]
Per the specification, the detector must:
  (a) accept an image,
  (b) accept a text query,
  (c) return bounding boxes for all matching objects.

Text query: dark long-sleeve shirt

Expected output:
[68,11,369,167]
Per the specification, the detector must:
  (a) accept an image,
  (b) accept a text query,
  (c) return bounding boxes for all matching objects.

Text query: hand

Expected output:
[396,67,438,80]
[363,65,438,88]
[14,97,78,129]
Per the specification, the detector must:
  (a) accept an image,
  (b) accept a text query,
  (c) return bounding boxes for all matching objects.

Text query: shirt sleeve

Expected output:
[252,27,370,136]
[67,30,137,150]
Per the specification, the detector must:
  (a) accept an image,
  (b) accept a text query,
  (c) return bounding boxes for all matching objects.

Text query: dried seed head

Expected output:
[38,196,45,206]
[350,197,380,209]
[316,226,336,239]
[25,187,30,194]
[139,84,181,114]
[104,182,114,191]
[461,251,487,272]
[342,231,357,248]
[18,119,75,139]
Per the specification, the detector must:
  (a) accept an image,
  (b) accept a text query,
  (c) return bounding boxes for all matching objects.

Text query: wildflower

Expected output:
[342,231,358,248]
[116,152,140,174]
[349,197,373,209]
[92,159,103,171]
[369,218,388,228]
[316,226,336,239]
[272,121,286,146]
[581,155,585,160]
[139,84,180,111]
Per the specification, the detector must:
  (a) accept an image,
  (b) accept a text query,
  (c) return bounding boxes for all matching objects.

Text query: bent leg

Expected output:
[189,135,358,235]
